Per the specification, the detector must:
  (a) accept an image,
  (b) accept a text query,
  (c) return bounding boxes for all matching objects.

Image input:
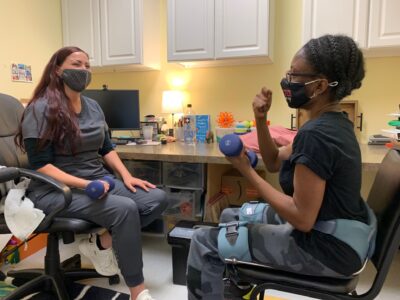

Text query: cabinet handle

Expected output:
[290,114,296,130]
[356,113,363,131]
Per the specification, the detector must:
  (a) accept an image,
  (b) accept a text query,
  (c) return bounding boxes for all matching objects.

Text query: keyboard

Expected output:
[168,227,196,239]
[112,139,129,145]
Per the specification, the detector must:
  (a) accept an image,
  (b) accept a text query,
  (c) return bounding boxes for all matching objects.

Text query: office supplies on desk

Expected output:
[368,134,391,145]
[127,141,161,146]
[112,139,129,145]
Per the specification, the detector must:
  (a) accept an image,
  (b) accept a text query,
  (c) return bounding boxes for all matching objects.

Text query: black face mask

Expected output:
[280,78,314,109]
[280,78,339,109]
[61,69,92,92]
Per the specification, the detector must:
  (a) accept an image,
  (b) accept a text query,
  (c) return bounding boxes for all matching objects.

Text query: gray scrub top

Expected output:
[22,96,109,180]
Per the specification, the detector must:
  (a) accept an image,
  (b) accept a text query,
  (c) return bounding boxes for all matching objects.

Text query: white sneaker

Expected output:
[78,234,119,276]
[136,289,155,300]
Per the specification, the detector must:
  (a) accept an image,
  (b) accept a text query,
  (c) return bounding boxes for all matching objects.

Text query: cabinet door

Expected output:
[368,0,400,48]
[296,100,359,130]
[302,0,369,48]
[61,0,101,66]
[215,0,270,58]
[167,0,214,61]
[99,0,141,65]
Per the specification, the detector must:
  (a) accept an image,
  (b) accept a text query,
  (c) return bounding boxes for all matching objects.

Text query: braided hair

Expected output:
[302,34,365,101]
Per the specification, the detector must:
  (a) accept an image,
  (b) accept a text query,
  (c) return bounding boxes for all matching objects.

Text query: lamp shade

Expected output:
[162,90,184,114]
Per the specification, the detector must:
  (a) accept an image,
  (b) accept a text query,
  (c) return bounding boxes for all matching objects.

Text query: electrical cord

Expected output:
[1,233,39,260]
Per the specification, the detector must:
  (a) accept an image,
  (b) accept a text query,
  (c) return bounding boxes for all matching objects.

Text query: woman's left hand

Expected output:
[123,176,155,193]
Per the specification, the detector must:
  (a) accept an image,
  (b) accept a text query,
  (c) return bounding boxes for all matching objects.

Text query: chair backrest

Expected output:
[367,148,400,270]
[0,93,28,168]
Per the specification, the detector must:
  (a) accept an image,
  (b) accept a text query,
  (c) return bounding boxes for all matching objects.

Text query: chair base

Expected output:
[3,233,119,300]
[5,254,120,300]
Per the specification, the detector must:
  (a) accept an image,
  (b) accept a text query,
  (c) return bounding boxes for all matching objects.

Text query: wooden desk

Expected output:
[358,144,389,171]
[117,142,230,164]
[117,142,388,201]
[117,142,387,169]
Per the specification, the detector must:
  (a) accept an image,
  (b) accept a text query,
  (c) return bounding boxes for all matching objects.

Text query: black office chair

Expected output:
[225,148,400,300]
[0,93,119,300]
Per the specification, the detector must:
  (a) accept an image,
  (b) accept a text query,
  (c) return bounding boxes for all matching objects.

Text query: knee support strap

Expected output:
[239,201,267,224]
[218,221,251,262]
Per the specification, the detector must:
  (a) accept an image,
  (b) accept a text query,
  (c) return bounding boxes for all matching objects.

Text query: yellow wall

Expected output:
[91,0,302,136]
[1,0,399,143]
[91,0,400,143]
[0,0,63,100]
[356,57,400,142]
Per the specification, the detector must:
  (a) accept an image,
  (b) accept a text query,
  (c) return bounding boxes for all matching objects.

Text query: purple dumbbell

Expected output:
[219,134,258,168]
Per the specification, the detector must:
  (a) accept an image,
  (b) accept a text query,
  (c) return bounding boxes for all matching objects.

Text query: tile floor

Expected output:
[2,233,400,300]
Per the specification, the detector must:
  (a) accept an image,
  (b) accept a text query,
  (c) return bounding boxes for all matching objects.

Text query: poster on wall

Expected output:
[11,63,32,83]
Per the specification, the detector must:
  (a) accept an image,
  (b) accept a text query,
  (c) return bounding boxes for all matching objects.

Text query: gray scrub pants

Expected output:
[28,176,168,287]
[187,207,343,300]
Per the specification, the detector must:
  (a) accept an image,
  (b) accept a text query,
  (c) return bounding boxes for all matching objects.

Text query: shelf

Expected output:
[382,129,400,134]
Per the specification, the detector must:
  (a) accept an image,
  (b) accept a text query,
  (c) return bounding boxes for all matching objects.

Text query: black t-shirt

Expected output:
[279,111,369,276]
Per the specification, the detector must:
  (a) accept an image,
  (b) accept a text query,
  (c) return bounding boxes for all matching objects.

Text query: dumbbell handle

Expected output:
[245,151,258,168]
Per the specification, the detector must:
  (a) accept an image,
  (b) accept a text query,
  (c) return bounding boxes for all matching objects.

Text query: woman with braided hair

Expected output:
[187,35,373,300]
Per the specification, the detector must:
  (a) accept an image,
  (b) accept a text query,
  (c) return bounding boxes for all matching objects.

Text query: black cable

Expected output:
[1,233,39,260]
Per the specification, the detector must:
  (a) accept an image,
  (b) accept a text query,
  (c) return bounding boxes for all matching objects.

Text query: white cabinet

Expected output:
[302,0,400,57]
[302,0,369,47]
[167,0,273,66]
[62,0,160,70]
[167,0,214,61]
[61,0,101,66]
[368,0,400,48]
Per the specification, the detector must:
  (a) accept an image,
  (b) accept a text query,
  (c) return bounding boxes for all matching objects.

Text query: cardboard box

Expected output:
[1,233,48,266]
[221,169,266,206]
[18,233,48,260]
[204,192,230,223]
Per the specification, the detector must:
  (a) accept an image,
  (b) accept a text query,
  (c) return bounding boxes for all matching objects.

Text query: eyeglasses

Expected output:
[286,72,319,83]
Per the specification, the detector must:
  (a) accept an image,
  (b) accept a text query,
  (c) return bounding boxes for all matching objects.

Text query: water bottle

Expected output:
[184,104,196,144]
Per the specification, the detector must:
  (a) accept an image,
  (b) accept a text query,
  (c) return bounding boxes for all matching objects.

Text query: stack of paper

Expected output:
[368,134,391,145]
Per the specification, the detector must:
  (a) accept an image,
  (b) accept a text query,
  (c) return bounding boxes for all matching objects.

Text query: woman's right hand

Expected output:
[252,87,272,120]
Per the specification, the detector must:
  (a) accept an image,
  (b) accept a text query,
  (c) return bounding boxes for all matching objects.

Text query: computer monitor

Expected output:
[82,89,140,131]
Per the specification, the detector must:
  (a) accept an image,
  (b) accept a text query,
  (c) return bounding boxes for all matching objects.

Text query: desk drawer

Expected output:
[163,162,204,189]
[163,188,203,218]
[124,160,162,185]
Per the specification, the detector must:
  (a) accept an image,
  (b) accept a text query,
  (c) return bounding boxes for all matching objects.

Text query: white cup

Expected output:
[174,127,184,141]
[142,125,153,141]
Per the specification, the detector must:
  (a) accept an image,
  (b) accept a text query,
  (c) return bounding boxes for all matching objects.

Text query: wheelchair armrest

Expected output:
[0,167,72,230]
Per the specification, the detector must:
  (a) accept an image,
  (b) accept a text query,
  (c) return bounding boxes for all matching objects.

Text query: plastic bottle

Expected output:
[183,104,196,144]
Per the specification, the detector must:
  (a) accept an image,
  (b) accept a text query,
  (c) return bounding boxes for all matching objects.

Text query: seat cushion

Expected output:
[0,213,99,235]
[235,264,359,294]
[42,217,100,234]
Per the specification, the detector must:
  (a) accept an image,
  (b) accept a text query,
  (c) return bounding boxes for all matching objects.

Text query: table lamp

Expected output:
[162,90,184,127]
